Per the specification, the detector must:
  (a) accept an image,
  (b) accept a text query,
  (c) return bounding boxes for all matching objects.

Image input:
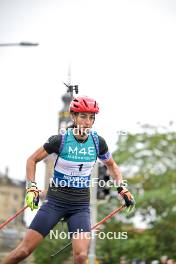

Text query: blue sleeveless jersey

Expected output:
[52,129,98,188]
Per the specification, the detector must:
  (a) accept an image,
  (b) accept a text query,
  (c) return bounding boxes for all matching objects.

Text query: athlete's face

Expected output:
[73,112,95,134]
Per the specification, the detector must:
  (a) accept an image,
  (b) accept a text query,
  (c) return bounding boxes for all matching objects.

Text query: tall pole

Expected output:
[67,64,73,98]
[89,162,98,264]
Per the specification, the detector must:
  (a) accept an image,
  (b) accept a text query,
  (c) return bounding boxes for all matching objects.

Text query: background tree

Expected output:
[96,123,176,263]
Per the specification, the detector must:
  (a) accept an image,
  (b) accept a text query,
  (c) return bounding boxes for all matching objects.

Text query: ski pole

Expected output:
[51,204,125,258]
[0,190,45,230]
[0,205,29,230]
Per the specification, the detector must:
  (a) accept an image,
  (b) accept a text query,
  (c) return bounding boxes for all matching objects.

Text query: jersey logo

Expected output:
[68,146,95,156]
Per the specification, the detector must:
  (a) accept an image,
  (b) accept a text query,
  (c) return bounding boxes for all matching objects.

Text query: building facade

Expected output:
[0,169,33,262]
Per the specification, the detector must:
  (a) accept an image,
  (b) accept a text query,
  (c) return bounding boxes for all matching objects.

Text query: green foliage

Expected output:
[97,124,176,262]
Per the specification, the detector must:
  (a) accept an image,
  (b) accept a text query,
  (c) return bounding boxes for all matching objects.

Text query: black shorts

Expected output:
[29,196,91,237]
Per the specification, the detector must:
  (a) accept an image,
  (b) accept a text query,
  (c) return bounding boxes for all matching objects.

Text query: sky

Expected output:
[0,0,176,225]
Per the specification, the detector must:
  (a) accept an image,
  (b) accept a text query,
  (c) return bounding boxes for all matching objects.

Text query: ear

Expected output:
[70,112,76,122]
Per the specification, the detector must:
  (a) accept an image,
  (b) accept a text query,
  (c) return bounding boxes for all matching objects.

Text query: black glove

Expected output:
[117,186,135,211]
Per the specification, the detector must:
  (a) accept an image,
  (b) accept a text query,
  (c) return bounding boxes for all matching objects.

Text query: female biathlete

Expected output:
[1,96,135,264]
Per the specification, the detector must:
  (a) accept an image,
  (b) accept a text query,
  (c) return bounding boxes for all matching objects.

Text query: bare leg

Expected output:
[1,229,44,264]
[72,232,91,264]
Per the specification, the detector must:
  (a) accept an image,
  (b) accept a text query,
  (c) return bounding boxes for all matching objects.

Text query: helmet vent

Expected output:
[83,99,88,107]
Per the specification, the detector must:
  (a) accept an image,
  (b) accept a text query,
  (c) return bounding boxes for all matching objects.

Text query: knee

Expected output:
[74,251,88,264]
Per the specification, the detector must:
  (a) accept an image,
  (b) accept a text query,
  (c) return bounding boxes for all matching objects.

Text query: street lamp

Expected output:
[0,41,39,47]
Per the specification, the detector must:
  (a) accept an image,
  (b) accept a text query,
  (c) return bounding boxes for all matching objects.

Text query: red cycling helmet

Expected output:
[70,96,99,113]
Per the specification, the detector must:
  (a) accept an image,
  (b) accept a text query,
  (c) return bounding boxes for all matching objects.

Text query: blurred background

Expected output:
[0,0,176,263]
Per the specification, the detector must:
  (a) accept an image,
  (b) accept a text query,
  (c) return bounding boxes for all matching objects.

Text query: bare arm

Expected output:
[103,156,123,186]
[103,157,135,208]
[26,147,49,182]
